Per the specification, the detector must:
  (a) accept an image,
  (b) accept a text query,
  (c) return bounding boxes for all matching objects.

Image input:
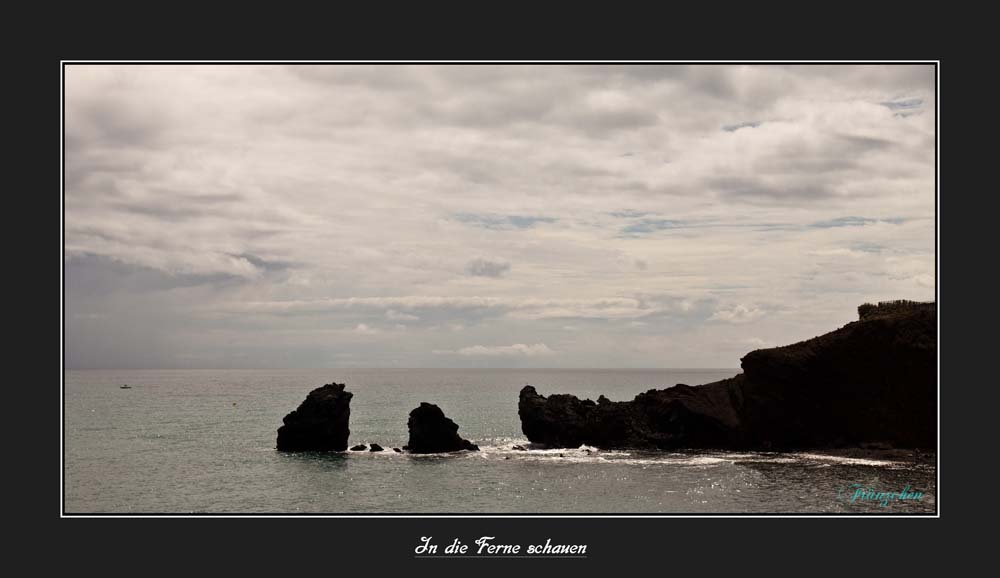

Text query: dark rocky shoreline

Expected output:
[519,301,936,451]
[276,301,935,454]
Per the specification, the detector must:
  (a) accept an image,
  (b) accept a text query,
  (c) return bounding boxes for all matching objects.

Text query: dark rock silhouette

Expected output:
[392,447,402,453]
[276,383,353,452]
[350,444,367,451]
[519,301,936,451]
[404,402,479,453]
[369,443,384,452]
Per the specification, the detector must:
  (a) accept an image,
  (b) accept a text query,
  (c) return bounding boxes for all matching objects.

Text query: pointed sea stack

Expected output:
[405,402,479,453]
[519,300,936,451]
[276,382,353,452]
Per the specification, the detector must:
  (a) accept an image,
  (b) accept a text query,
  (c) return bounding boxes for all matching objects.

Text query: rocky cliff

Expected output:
[519,301,936,451]
[276,382,353,452]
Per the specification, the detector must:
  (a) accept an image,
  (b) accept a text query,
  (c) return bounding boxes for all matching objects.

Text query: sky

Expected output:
[64,64,936,369]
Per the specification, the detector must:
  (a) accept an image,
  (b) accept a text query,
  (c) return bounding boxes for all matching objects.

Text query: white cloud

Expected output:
[385,309,419,322]
[353,323,377,334]
[806,248,867,258]
[710,305,766,324]
[210,295,676,323]
[435,343,555,357]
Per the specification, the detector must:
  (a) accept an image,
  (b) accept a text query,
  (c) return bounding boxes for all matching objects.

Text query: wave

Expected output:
[273,438,925,469]
[466,439,921,468]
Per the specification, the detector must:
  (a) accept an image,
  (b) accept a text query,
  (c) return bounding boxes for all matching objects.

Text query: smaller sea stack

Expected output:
[405,402,479,453]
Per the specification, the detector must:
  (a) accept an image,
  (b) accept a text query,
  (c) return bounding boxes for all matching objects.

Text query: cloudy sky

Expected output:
[64,64,935,369]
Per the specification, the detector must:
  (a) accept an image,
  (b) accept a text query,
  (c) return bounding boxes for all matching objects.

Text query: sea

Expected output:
[64,369,937,514]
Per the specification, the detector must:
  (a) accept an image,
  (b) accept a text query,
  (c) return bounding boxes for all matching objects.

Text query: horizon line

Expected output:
[64,366,743,372]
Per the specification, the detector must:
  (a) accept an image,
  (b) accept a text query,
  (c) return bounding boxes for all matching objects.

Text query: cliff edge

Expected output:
[519,301,936,450]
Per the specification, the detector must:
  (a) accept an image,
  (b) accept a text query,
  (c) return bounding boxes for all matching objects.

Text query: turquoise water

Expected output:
[64,369,936,514]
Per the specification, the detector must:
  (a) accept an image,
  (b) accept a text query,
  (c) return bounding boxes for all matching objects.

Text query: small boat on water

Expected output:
[120,384,132,389]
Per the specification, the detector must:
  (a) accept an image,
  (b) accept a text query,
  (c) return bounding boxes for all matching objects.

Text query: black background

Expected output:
[13,7,987,574]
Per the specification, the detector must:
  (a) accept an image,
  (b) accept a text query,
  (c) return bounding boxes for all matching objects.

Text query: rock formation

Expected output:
[369,443,384,452]
[404,402,479,453]
[519,301,936,451]
[350,444,367,451]
[276,382,353,452]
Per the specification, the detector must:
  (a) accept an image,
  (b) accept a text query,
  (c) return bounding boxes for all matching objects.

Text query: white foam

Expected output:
[470,441,738,466]
[397,440,917,469]
[791,452,907,467]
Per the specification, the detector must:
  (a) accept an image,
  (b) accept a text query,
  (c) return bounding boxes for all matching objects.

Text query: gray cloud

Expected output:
[66,253,251,295]
[64,64,935,369]
[722,121,761,132]
[709,177,837,202]
[464,258,511,278]
[235,253,295,273]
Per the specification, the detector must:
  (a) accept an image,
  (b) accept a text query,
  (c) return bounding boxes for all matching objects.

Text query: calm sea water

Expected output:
[64,369,936,514]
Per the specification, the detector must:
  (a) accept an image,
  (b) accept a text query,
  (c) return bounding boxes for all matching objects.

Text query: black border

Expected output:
[61,61,940,518]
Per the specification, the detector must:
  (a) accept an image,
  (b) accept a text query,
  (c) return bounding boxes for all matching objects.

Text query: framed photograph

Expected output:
[62,62,937,527]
